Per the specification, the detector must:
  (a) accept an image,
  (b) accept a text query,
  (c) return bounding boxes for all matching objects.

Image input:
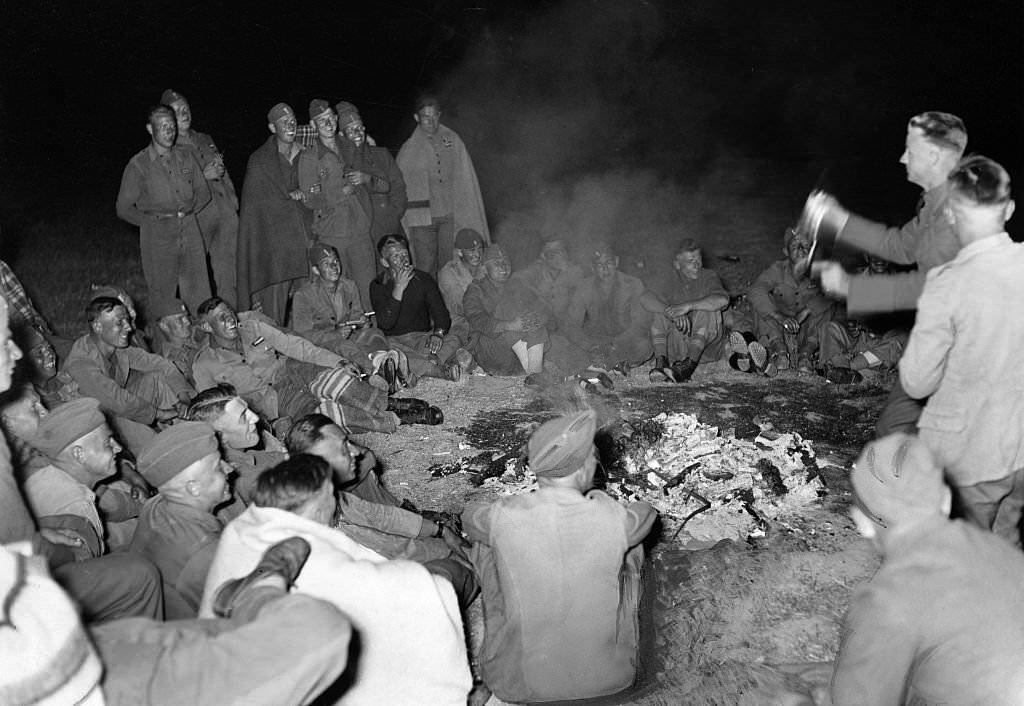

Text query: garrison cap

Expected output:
[33,398,106,460]
[851,433,945,528]
[138,422,219,487]
[528,410,597,477]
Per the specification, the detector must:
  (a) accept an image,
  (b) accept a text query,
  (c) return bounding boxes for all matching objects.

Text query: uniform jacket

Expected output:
[290,276,364,335]
[297,138,371,243]
[340,138,408,239]
[748,260,834,320]
[839,182,959,314]
[899,233,1024,485]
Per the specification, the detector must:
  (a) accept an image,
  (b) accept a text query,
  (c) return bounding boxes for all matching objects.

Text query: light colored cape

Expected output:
[200,505,472,705]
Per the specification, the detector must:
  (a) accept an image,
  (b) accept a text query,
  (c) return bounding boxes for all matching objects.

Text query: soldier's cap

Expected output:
[33,398,106,460]
[160,89,186,107]
[309,99,332,123]
[150,297,188,322]
[528,410,598,477]
[309,242,339,267]
[335,101,361,130]
[591,245,617,262]
[851,433,945,529]
[454,228,484,250]
[267,103,294,123]
[138,422,220,488]
[481,244,508,265]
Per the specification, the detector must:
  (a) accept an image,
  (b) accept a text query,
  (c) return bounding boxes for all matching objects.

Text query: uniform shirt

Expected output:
[129,495,223,619]
[748,260,833,320]
[567,271,657,339]
[331,493,455,564]
[839,182,959,314]
[290,276,364,335]
[192,315,341,420]
[662,268,727,306]
[22,464,103,549]
[176,129,238,211]
[369,270,452,336]
[832,516,1024,704]
[61,335,192,425]
[516,260,584,325]
[116,144,211,226]
[899,233,1024,485]
[463,487,656,703]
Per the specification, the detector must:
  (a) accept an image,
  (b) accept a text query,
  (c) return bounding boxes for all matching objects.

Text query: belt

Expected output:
[155,209,193,220]
[406,199,430,209]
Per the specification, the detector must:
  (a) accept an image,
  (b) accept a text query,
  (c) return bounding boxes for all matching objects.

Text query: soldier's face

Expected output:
[674,250,702,281]
[461,243,483,267]
[159,312,192,342]
[343,119,366,147]
[148,114,177,149]
[415,106,441,136]
[204,304,238,341]
[314,111,338,139]
[213,397,260,450]
[593,254,618,281]
[308,423,359,484]
[95,306,133,349]
[900,127,934,188]
[272,113,298,143]
[484,257,511,282]
[170,99,192,133]
[316,255,342,284]
[0,303,21,393]
[78,424,121,483]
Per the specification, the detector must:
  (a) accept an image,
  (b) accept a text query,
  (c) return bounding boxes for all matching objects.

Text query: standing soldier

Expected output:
[162,89,240,307]
[116,105,211,315]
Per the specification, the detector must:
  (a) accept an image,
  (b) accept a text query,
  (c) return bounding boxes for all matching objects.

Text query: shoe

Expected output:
[212,537,311,618]
[583,370,615,390]
[395,404,444,425]
[578,379,599,394]
[670,358,698,383]
[386,397,431,414]
[824,365,863,384]
[648,355,673,383]
[442,361,462,382]
[453,347,474,370]
[771,351,791,371]
[797,355,815,374]
[728,352,750,372]
[748,342,768,373]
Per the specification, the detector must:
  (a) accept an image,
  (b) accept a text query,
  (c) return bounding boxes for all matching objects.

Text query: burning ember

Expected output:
[484,412,827,545]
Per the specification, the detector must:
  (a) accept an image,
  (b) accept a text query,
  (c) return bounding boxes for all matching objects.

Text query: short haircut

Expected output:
[676,238,702,255]
[148,104,176,123]
[376,233,409,256]
[285,413,335,455]
[415,95,441,113]
[186,384,239,423]
[86,296,125,323]
[948,155,1012,206]
[908,111,967,154]
[196,296,227,319]
[254,454,332,513]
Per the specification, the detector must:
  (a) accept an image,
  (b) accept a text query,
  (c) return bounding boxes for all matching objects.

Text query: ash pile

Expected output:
[485,412,828,546]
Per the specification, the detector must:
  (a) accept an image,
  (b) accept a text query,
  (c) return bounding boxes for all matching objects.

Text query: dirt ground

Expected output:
[358,360,886,704]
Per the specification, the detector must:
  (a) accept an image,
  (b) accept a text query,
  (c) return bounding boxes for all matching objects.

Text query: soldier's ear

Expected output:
[268,122,277,135]
[1004,200,1016,223]
[146,123,154,138]
[91,319,103,335]
[199,319,213,333]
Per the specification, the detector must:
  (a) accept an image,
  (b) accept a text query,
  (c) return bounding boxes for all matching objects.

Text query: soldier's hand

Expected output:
[812,261,851,300]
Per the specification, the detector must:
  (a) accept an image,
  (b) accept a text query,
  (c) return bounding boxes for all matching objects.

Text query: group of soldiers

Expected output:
[1,98,1023,706]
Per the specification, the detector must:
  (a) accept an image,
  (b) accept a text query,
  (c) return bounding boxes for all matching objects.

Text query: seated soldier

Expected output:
[747,227,836,374]
[192,296,438,432]
[438,227,486,344]
[89,284,151,351]
[59,296,194,454]
[0,297,163,624]
[369,233,472,381]
[186,384,286,505]
[462,409,657,703]
[22,398,144,554]
[465,244,590,387]
[1,380,52,478]
[516,237,584,332]
[20,328,72,407]
[0,539,352,706]
[285,412,401,506]
[130,422,233,619]
[828,433,1024,704]
[564,246,665,378]
[651,239,730,383]
[200,455,475,704]
[150,296,203,386]
[290,243,392,366]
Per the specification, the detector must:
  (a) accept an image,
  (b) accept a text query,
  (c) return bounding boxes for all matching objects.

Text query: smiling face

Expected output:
[271,111,298,144]
[483,256,511,283]
[203,303,238,344]
[314,254,342,284]
[169,99,192,133]
[147,113,178,150]
[94,305,133,349]
[76,423,121,484]
[307,423,359,484]
[460,243,484,267]
[541,242,570,272]
[313,110,338,140]
[342,119,366,147]
[29,340,57,380]
[673,249,702,281]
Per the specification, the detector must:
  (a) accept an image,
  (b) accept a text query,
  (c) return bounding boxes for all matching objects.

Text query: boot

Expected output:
[394,404,444,425]
[386,397,431,414]
[648,355,672,383]
[670,358,698,383]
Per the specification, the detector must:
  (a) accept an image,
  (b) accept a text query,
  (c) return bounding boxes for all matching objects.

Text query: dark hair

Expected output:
[414,95,441,113]
[285,413,335,455]
[908,111,967,154]
[376,233,409,256]
[254,454,332,512]
[186,384,239,423]
[86,296,125,323]
[948,155,1012,206]
[197,296,229,319]
[148,104,176,123]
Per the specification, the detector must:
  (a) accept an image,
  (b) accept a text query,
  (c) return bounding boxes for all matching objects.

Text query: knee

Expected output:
[281,596,353,649]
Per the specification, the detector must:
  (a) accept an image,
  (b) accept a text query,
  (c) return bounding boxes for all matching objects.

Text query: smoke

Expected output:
[426,0,828,293]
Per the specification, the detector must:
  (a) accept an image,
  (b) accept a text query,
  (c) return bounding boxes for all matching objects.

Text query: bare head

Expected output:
[900,111,967,189]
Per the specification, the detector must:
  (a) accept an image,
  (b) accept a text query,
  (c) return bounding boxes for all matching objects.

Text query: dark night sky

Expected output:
[1,0,1021,247]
